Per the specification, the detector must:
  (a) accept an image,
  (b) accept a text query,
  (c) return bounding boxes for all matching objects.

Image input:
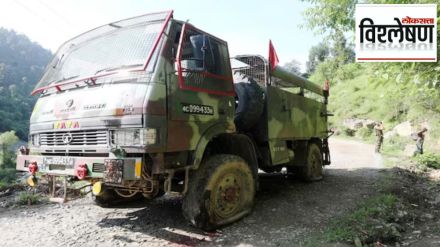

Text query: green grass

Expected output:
[303,194,402,247]
[414,152,440,169]
[323,194,400,244]
[15,191,45,205]
[0,168,16,189]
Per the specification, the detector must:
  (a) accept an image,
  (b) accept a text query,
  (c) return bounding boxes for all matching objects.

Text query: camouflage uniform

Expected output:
[413,128,428,156]
[374,122,384,153]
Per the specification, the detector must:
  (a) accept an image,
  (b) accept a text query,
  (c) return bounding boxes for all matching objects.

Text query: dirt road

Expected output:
[0,138,385,247]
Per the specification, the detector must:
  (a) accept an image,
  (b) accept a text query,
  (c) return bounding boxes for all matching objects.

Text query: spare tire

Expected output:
[233,72,265,131]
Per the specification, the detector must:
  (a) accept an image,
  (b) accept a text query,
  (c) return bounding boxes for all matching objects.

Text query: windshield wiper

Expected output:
[94,64,143,74]
[52,54,65,69]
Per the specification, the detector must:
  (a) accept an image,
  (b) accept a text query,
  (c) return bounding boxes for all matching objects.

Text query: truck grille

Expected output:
[40,130,109,146]
[92,163,105,173]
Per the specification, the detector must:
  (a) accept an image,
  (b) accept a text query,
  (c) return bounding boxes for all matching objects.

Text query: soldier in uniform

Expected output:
[374,121,384,153]
[413,127,428,156]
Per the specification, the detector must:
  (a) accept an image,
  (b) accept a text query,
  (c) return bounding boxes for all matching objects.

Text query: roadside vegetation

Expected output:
[15,191,45,205]
[0,130,46,207]
[307,166,440,246]
[0,28,52,140]
[0,131,20,189]
[414,152,440,170]
[323,194,402,244]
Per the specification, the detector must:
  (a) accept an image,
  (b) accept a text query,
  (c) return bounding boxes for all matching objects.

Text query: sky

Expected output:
[0,0,322,72]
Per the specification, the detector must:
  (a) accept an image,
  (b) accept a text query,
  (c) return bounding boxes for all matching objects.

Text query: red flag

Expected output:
[268,40,279,71]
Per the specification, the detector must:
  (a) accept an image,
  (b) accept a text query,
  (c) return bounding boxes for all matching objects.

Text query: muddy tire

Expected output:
[182,154,256,231]
[233,72,265,131]
[297,143,323,182]
[92,187,142,207]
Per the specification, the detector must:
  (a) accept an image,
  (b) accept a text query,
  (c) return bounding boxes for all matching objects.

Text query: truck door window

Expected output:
[176,24,234,96]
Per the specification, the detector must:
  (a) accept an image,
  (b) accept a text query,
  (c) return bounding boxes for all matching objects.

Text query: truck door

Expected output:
[167,24,235,152]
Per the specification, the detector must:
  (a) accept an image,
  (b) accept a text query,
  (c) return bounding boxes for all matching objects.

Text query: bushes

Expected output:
[341,126,356,136]
[323,194,402,244]
[356,127,373,141]
[383,135,409,154]
[414,153,440,169]
[15,191,43,205]
[0,168,16,189]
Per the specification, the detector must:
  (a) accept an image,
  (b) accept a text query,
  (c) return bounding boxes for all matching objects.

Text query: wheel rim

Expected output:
[211,172,245,219]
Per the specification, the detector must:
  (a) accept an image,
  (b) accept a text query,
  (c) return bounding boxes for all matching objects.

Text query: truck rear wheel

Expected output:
[182,154,255,231]
[233,72,265,131]
[297,143,323,182]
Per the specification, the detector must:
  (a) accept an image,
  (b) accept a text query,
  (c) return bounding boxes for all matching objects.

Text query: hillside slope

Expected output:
[0,28,52,139]
[323,63,440,153]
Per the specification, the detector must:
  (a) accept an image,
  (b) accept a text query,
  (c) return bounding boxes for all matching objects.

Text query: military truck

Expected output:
[17,10,331,230]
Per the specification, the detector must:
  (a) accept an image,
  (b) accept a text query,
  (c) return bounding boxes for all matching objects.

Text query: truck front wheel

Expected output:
[182,154,255,231]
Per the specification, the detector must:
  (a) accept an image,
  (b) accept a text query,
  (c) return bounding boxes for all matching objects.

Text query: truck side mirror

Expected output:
[176,34,215,75]
[176,34,205,73]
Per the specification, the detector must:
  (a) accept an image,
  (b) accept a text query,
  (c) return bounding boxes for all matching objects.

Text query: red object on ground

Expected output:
[28,161,38,175]
[268,40,279,71]
[76,164,88,180]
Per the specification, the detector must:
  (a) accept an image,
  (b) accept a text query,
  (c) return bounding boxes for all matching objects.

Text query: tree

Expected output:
[302,0,357,36]
[306,42,330,74]
[330,31,355,65]
[0,131,19,169]
[0,28,52,140]
[283,59,302,75]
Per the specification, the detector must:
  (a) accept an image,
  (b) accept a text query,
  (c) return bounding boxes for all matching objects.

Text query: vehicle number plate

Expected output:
[43,157,75,170]
[181,103,214,115]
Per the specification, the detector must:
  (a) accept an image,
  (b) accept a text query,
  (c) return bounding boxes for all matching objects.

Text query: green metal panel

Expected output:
[267,86,327,140]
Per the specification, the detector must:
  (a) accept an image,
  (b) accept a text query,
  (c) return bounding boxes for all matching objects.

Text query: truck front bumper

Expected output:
[17,154,142,181]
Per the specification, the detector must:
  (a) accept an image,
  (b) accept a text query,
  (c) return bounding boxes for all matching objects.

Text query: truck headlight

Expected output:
[31,134,40,146]
[112,128,157,146]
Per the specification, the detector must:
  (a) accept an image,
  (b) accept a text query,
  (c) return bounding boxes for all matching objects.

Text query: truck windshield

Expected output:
[35,15,166,91]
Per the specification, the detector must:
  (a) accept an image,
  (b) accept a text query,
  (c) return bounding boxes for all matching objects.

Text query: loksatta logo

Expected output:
[355,4,437,62]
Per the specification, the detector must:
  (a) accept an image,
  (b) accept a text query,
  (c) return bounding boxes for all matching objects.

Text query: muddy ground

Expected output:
[0,138,428,246]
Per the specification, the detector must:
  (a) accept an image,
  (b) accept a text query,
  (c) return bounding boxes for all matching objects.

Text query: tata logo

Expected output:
[66,99,74,108]
[61,133,73,144]
[53,120,80,129]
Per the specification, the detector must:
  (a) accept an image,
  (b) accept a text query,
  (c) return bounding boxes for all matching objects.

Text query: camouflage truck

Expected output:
[16,11,331,230]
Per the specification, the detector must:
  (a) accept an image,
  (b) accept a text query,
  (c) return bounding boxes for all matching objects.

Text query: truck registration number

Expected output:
[43,157,75,170]
[181,103,214,115]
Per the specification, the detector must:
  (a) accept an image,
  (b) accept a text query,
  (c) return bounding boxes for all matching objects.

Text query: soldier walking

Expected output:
[413,127,428,156]
[374,121,384,153]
